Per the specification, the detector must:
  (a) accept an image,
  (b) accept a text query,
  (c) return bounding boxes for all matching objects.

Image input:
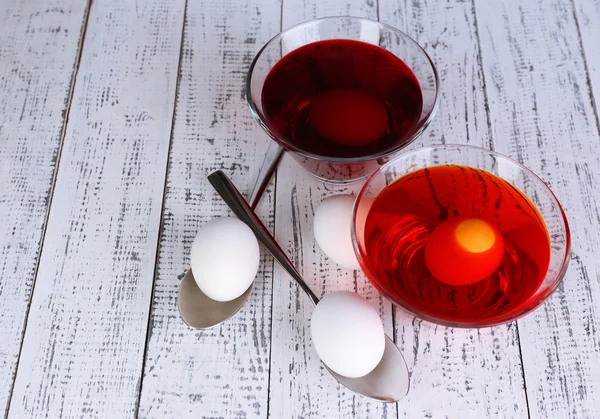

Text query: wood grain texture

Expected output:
[136,0,281,417]
[379,1,529,418]
[2,0,598,417]
[268,2,397,418]
[0,0,88,415]
[574,0,600,119]
[474,0,600,417]
[7,0,185,417]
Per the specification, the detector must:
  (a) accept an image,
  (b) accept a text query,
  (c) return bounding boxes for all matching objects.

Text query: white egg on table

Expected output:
[313,195,360,269]
[311,291,385,378]
[190,217,260,302]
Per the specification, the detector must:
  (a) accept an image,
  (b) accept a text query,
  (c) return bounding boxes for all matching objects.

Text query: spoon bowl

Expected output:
[327,335,409,402]
[178,270,252,329]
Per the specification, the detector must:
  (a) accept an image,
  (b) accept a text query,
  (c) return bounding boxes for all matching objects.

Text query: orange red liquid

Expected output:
[363,165,551,324]
[261,39,423,158]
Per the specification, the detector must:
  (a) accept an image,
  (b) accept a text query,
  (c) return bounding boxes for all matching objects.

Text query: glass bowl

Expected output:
[246,16,440,183]
[352,145,571,327]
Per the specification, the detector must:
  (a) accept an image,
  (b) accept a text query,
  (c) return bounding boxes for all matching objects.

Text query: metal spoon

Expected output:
[208,170,410,402]
[178,142,284,329]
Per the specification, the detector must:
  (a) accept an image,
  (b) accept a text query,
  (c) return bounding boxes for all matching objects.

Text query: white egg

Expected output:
[313,195,360,269]
[190,217,260,302]
[311,291,385,378]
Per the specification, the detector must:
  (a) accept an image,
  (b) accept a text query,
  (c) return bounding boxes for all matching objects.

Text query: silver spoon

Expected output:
[178,142,284,329]
[208,170,410,402]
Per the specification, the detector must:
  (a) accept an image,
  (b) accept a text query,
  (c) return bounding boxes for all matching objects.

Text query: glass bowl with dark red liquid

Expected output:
[352,145,570,327]
[246,17,439,183]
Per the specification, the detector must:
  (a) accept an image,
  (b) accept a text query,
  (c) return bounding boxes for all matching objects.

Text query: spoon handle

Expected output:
[249,142,284,209]
[208,170,320,306]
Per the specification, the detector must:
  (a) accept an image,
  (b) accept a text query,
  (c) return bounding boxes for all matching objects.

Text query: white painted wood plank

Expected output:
[574,0,600,117]
[268,2,397,418]
[0,0,88,414]
[379,1,529,417]
[380,0,493,150]
[474,0,600,417]
[7,0,185,417]
[137,0,281,417]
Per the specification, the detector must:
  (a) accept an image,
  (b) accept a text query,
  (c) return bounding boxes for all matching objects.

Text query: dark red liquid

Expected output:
[363,165,551,324]
[261,39,423,158]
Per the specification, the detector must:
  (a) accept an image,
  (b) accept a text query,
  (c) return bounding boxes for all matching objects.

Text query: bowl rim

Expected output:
[245,15,441,164]
[351,143,572,328]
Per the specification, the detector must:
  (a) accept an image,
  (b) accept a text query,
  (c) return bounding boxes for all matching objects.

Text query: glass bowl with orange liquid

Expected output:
[352,145,570,327]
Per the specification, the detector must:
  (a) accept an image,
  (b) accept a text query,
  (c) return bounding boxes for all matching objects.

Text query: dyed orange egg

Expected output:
[425,217,505,286]
[308,88,388,147]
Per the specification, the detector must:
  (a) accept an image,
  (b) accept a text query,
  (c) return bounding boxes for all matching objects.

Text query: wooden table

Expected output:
[1,0,599,417]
